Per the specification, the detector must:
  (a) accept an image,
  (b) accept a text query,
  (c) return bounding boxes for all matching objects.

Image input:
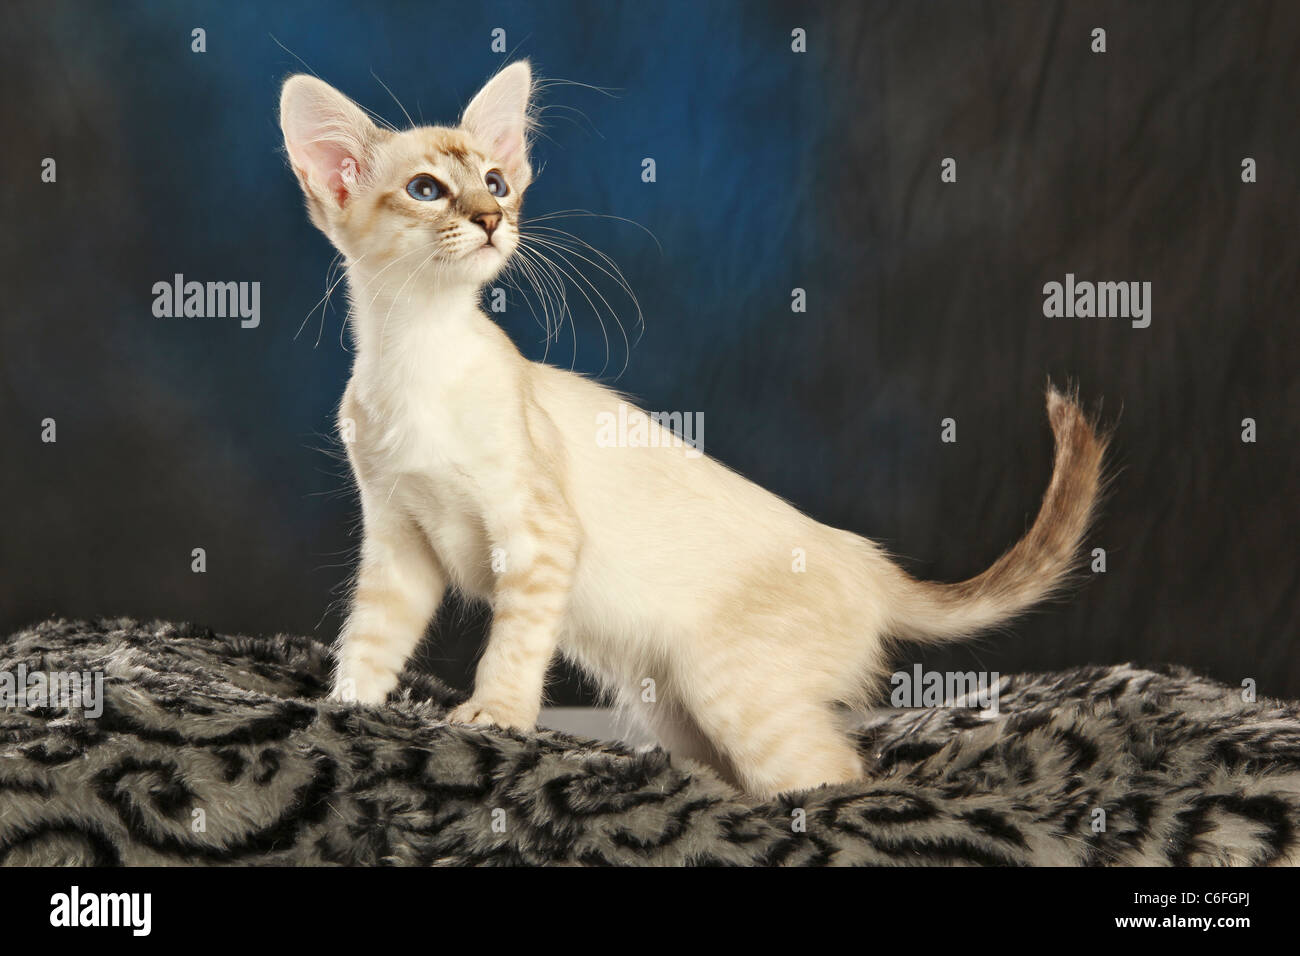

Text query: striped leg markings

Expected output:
[448,491,580,730]
[333,513,446,705]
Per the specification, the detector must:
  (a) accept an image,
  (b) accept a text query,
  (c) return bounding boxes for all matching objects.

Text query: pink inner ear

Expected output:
[490,128,525,178]
[304,140,359,206]
[496,132,520,163]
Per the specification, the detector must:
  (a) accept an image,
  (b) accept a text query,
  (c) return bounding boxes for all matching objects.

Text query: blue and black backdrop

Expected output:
[2,1,1296,701]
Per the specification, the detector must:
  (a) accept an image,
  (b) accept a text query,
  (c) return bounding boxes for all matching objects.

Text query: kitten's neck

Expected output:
[346,265,485,361]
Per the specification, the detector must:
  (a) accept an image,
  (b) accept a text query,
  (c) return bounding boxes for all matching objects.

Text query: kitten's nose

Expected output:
[471,211,501,239]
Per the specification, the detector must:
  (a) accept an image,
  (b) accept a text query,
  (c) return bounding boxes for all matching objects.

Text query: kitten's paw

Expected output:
[447,698,534,731]
[329,668,396,706]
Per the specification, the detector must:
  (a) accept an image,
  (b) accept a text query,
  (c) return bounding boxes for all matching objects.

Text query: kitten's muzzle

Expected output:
[471,211,501,241]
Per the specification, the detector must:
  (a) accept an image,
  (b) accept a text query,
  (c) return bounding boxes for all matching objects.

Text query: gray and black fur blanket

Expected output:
[1,618,1297,866]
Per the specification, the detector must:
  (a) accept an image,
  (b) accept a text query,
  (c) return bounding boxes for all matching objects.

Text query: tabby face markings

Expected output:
[280,69,533,289]
[350,130,525,287]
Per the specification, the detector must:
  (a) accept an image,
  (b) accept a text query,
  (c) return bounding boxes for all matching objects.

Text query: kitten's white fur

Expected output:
[280,62,1106,797]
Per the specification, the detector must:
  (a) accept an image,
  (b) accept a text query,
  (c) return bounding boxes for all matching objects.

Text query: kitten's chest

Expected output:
[350,321,511,472]
[347,387,500,597]
[343,329,520,597]
[350,371,497,498]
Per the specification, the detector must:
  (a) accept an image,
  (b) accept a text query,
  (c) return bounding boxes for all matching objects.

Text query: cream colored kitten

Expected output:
[280,62,1106,798]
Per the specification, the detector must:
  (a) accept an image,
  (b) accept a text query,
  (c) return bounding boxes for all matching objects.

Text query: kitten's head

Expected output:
[280,62,533,288]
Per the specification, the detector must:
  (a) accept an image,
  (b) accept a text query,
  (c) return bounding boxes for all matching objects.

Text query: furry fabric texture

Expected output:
[1,618,1297,866]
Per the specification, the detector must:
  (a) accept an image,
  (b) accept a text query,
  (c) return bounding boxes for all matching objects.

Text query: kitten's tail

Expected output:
[885,383,1109,643]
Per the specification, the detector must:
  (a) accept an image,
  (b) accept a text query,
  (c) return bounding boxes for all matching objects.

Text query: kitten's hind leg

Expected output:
[716,701,863,799]
[641,694,740,788]
[677,647,865,799]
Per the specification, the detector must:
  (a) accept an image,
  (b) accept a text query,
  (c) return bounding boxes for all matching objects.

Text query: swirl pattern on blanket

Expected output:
[0,618,1297,866]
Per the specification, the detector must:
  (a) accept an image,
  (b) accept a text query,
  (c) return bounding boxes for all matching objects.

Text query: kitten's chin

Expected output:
[458,244,509,282]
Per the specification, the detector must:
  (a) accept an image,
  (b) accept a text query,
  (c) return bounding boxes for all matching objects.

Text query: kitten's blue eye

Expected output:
[406,175,443,201]
[485,170,508,198]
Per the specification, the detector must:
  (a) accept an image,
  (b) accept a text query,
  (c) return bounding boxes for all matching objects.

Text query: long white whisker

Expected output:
[521,234,636,379]
[518,239,611,374]
[512,245,568,343]
[297,253,369,348]
[295,251,341,342]
[523,208,662,255]
[524,226,644,338]
[521,246,570,343]
[521,237,615,375]
[502,251,560,351]
[269,35,398,133]
[359,244,440,311]
[496,266,548,339]
[371,69,415,129]
[514,244,578,369]
[513,245,572,358]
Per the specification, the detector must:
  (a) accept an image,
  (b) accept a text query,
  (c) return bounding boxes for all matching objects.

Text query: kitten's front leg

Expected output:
[448,490,580,731]
[332,503,446,705]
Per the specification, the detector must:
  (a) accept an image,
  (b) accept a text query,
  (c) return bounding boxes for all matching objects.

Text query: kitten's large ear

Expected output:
[461,61,533,188]
[280,75,383,209]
